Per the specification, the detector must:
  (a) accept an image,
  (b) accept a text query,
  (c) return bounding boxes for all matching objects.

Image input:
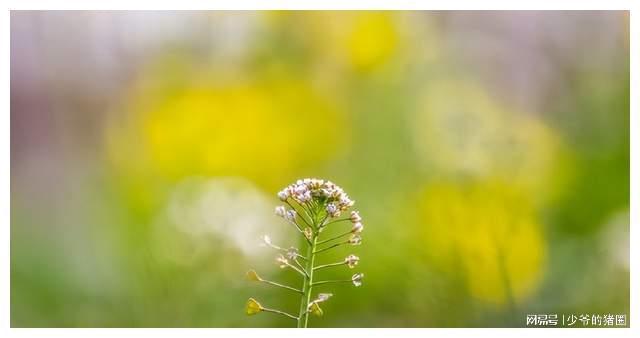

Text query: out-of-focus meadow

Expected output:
[10,11,629,327]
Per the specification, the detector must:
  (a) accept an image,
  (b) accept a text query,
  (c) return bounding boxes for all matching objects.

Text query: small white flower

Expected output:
[285,209,297,222]
[275,206,286,217]
[344,254,359,268]
[350,211,362,223]
[342,196,355,208]
[276,254,289,269]
[316,293,333,302]
[326,203,340,217]
[351,222,364,234]
[294,184,307,194]
[352,273,364,287]
[286,247,299,260]
[326,203,337,214]
[348,234,362,245]
[262,235,272,246]
[277,190,289,201]
[300,191,312,202]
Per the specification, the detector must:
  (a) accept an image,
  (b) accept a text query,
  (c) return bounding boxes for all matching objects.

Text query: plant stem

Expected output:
[297,232,318,328]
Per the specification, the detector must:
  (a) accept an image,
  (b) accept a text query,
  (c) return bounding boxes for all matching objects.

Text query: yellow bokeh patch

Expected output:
[273,11,400,73]
[417,180,546,306]
[106,69,347,213]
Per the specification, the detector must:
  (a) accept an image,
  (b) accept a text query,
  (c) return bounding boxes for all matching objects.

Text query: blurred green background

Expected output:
[10,11,629,327]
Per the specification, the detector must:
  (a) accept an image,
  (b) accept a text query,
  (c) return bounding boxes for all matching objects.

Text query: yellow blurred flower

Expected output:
[344,12,399,72]
[106,67,347,212]
[417,180,546,306]
[265,12,401,73]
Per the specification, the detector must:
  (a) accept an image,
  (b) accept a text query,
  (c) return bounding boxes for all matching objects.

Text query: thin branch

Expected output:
[287,200,314,228]
[261,307,299,320]
[292,258,310,278]
[322,217,351,227]
[259,279,303,294]
[316,230,352,245]
[318,214,329,228]
[311,279,351,287]
[265,240,309,259]
[289,219,305,234]
[313,261,346,271]
[282,201,313,246]
[264,237,290,253]
[283,261,308,278]
[313,241,348,254]
[289,220,313,246]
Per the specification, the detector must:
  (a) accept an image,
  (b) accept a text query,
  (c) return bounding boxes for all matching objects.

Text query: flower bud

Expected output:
[348,234,362,245]
[307,293,332,317]
[345,254,359,268]
[350,211,362,223]
[300,191,312,202]
[316,293,333,302]
[285,209,297,222]
[351,273,364,287]
[326,203,337,214]
[245,298,263,315]
[277,190,289,201]
[275,206,286,217]
[276,254,289,268]
[326,203,341,217]
[304,227,313,240]
[262,235,272,246]
[351,222,364,234]
[308,302,323,317]
[246,269,261,282]
[286,247,299,260]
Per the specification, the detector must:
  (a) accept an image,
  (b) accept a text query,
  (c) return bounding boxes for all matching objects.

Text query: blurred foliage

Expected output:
[10,11,629,327]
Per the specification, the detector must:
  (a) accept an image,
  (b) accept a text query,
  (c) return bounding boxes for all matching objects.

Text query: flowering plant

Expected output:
[245,178,364,328]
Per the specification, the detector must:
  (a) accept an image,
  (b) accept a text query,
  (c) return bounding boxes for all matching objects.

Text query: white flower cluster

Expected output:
[278,178,355,217]
[248,178,364,325]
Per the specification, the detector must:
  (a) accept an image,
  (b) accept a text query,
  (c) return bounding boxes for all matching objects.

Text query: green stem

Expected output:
[297,232,318,328]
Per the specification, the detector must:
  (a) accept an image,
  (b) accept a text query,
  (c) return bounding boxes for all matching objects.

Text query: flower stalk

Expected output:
[245,178,364,328]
